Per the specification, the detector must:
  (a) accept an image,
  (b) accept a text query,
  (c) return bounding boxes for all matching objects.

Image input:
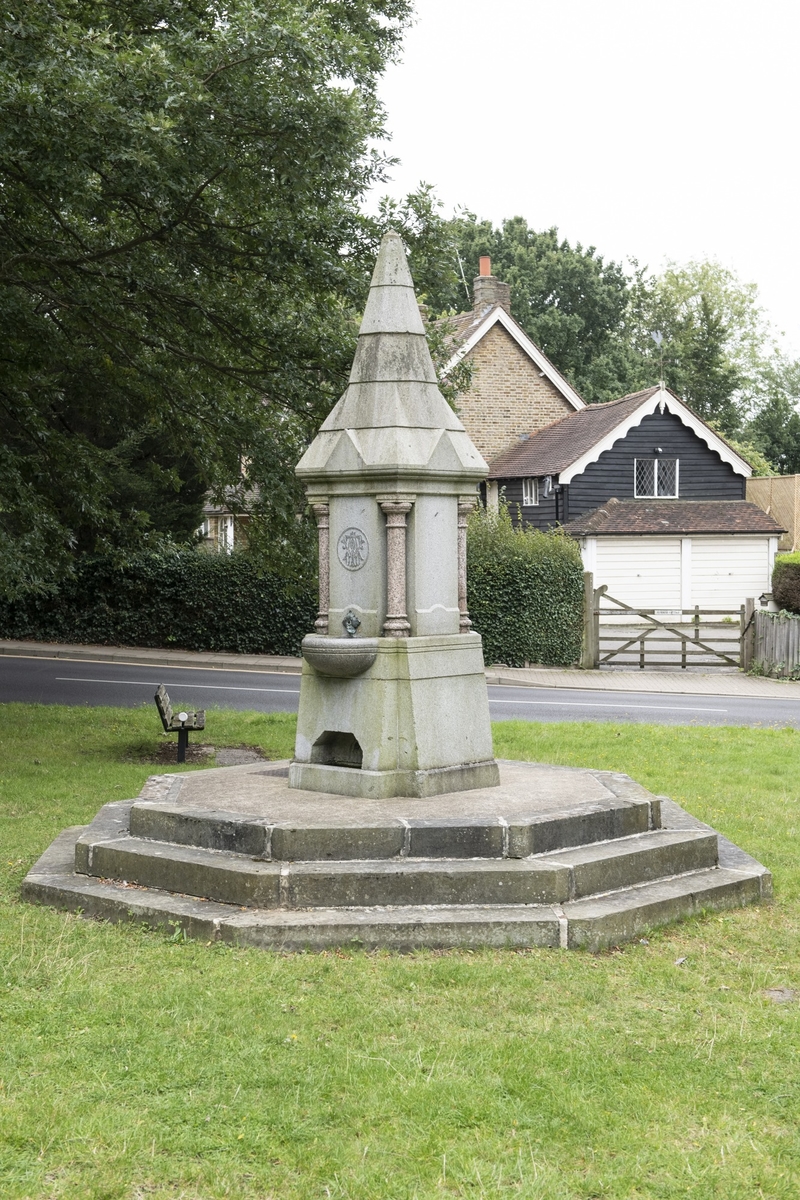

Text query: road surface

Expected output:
[0,654,794,727]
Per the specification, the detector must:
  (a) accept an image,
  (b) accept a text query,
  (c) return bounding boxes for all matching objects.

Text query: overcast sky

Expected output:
[376,0,800,352]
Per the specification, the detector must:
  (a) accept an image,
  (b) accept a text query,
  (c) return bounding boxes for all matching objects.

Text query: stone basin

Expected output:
[301,634,379,678]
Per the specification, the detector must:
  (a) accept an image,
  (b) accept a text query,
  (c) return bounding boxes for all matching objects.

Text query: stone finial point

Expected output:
[369,229,415,291]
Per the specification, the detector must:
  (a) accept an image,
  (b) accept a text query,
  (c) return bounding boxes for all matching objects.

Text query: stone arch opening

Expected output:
[310,731,363,770]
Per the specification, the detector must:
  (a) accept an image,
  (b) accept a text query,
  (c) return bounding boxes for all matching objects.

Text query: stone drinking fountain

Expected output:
[23,234,771,951]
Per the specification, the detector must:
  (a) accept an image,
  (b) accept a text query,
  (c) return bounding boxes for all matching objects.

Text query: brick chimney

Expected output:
[472,255,511,315]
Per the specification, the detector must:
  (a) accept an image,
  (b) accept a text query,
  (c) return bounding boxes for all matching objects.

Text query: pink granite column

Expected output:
[458,497,476,632]
[311,502,330,634]
[380,500,412,637]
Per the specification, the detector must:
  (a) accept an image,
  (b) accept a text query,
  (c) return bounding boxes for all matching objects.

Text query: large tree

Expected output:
[748,358,800,474]
[0,0,411,598]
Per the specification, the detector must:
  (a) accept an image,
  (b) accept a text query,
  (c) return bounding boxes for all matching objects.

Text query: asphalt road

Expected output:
[1,654,798,727]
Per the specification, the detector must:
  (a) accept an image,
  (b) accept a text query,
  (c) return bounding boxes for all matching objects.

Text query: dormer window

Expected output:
[635,458,679,498]
[522,477,539,506]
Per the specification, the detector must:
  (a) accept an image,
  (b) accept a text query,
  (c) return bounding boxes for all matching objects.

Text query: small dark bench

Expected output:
[154,684,205,763]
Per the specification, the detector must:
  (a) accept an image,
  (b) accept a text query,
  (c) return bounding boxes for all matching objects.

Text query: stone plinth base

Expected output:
[288,759,500,799]
[293,632,497,797]
[22,759,771,952]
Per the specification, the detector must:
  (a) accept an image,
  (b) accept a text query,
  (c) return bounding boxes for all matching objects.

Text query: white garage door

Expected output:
[593,538,682,609]
[690,537,770,609]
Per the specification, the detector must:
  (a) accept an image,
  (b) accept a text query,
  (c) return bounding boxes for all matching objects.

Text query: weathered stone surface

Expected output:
[288,759,502,800]
[564,868,765,951]
[23,818,770,952]
[294,231,497,798]
[284,857,570,909]
[544,830,719,900]
[130,802,270,856]
[140,759,651,828]
[508,799,652,857]
[300,635,379,678]
[407,818,505,859]
[22,831,564,949]
[293,635,497,794]
[88,837,282,908]
[270,823,405,862]
[74,800,135,874]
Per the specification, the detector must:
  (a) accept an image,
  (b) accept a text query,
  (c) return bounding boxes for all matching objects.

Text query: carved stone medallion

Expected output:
[337,527,369,571]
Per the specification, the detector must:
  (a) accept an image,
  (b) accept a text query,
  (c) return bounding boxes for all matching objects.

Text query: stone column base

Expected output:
[288,759,501,800]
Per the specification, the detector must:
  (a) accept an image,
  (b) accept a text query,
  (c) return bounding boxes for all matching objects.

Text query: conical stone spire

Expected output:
[296,231,487,484]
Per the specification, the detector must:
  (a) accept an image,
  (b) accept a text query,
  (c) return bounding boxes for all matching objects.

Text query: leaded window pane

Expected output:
[657,458,678,497]
[635,459,655,496]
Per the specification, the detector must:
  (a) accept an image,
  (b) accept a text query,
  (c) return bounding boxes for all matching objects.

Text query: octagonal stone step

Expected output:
[77,828,718,910]
[126,791,655,861]
[23,829,771,953]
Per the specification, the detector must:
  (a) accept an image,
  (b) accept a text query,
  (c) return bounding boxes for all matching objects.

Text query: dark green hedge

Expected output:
[467,506,584,667]
[773,552,800,615]
[0,551,317,656]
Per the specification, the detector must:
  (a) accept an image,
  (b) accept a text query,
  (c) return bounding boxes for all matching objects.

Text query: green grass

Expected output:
[2,704,800,1199]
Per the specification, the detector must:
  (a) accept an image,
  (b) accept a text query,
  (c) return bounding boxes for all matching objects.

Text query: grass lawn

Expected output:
[1,703,800,1199]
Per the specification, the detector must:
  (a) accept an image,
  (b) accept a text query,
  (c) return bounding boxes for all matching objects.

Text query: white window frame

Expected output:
[522,477,539,506]
[220,514,234,553]
[634,457,679,498]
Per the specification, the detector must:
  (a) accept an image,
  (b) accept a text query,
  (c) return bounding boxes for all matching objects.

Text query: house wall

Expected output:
[501,476,557,528]
[581,534,777,612]
[457,322,574,466]
[569,411,745,517]
[496,411,746,533]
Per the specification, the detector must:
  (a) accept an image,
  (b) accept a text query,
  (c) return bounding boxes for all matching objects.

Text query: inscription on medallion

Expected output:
[337,527,369,571]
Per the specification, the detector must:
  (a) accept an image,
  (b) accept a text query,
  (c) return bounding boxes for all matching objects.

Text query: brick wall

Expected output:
[456,322,574,466]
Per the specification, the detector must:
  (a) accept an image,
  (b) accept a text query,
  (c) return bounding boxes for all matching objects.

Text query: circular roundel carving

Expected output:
[337,527,369,572]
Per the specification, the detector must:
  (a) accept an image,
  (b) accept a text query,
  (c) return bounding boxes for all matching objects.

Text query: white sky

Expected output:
[376,0,800,352]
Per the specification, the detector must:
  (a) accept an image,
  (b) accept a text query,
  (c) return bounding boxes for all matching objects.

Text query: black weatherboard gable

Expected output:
[490,390,749,532]
[569,409,744,520]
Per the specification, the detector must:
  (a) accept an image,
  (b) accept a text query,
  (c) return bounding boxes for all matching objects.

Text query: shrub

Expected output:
[772,552,800,615]
[0,551,317,656]
[467,505,584,666]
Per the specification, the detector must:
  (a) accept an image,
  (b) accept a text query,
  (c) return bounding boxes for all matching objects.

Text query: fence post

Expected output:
[741,597,756,673]
[581,571,599,669]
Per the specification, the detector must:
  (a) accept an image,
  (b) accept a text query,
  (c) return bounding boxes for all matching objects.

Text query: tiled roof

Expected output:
[563,498,786,536]
[434,306,494,347]
[487,388,660,478]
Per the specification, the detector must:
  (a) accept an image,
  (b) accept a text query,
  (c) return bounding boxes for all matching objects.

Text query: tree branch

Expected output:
[202,56,253,85]
[0,168,227,279]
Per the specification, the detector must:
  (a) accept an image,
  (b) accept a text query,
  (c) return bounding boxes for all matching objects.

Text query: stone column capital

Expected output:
[377,496,415,515]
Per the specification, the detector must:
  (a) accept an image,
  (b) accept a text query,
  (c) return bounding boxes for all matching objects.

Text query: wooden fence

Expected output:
[752,609,800,679]
[581,573,757,671]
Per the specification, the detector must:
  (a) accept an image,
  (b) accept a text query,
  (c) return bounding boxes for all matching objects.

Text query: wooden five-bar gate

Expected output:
[581,576,756,671]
